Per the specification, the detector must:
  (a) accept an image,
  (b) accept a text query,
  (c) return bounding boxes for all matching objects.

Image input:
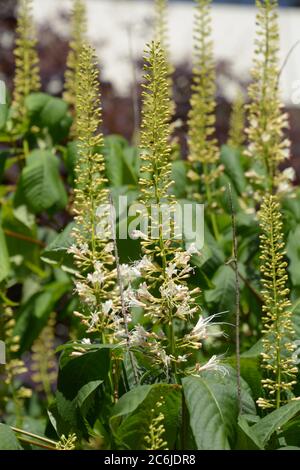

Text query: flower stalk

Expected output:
[187,0,222,239]
[257,194,297,409]
[245,0,291,197]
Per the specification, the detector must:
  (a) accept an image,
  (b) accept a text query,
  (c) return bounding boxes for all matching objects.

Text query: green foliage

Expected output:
[110,384,181,450]
[182,370,256,450]
[0,424,22,450]
[17,150,67,213]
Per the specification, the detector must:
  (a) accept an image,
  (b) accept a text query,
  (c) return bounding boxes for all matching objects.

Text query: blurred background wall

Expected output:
[1,0,300,176]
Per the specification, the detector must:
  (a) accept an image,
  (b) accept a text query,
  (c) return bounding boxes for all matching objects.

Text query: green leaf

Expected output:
[39,97,68,128]
[0,226,10,281]
[0,104,8,130]
[25,93,71,142]
[251,401,300,446]
[110,384,181,450]
[103,135,128,187]
[14,281,71,352]
[171,160,188,198]
[182,370,256,450]
[241,339,263,358]
[49,348,110,437]
[287,226,300,286]
[226,356,263,401]
[220,145,247,195]
[235,415,264,450]
[58,348,110,401]
[205,264,236,313]
[1,203,40,276]
[75,380,103,410]
[279,446,300,450]
[25,92,51,115]
[41,222,76,272]
[123,146,139,184]
[18,150,67,213]
[0,424,22,450]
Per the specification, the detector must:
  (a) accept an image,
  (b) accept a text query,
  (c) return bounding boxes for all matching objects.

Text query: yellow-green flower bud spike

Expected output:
[71,44,119,336]
[144,400,168,450]
[56,433,77,450]
[187,0,222,239]
[153,0,175,118]
[12,0,41,124]
[257,194,297,410]
[245,0,291,197]
[140,40,173,206]
[31,313,57,403]
[64,0,88,107]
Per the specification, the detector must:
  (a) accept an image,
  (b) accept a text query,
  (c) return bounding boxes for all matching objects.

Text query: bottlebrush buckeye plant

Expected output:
[1,0,300,452]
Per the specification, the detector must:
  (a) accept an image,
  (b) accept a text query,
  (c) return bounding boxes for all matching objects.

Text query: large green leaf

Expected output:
[57,348,110,401]
[182,370,256,450]
[0,226,10,281]
[110,384,181,450]
[18,150,67,213]
[49,348,110,437]
[25,93,71,142]
[205,264,239,313]
[0,424,22,450]
[251,401,300,446]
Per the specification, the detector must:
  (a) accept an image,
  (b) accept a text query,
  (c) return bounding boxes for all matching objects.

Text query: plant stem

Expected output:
[109,193,139,386]
[17,436,57,450]
[228,184,242,415]
[11,427,57,447]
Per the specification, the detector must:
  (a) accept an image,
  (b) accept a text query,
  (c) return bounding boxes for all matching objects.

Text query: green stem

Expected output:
[17,436,57,450]
[11,426,58,446]
[269,206,281,409]
[203,162,220,240]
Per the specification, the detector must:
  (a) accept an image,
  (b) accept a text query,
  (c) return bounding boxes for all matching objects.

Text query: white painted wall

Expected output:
[32,0,300,104]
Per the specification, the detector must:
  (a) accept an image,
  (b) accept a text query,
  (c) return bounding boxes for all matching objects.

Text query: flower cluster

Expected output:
[64,0,87,108]
[12,0,40,125]
[69,44,120,338]
[0,303,31,418]
[187,1,223,212]
[125,41,226,379]
[257,194,297,409]
[145,399,168,450]
[245,0,292,198]
[56,433,77,451]
[30,313,57,403]
[154,0,174,117]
